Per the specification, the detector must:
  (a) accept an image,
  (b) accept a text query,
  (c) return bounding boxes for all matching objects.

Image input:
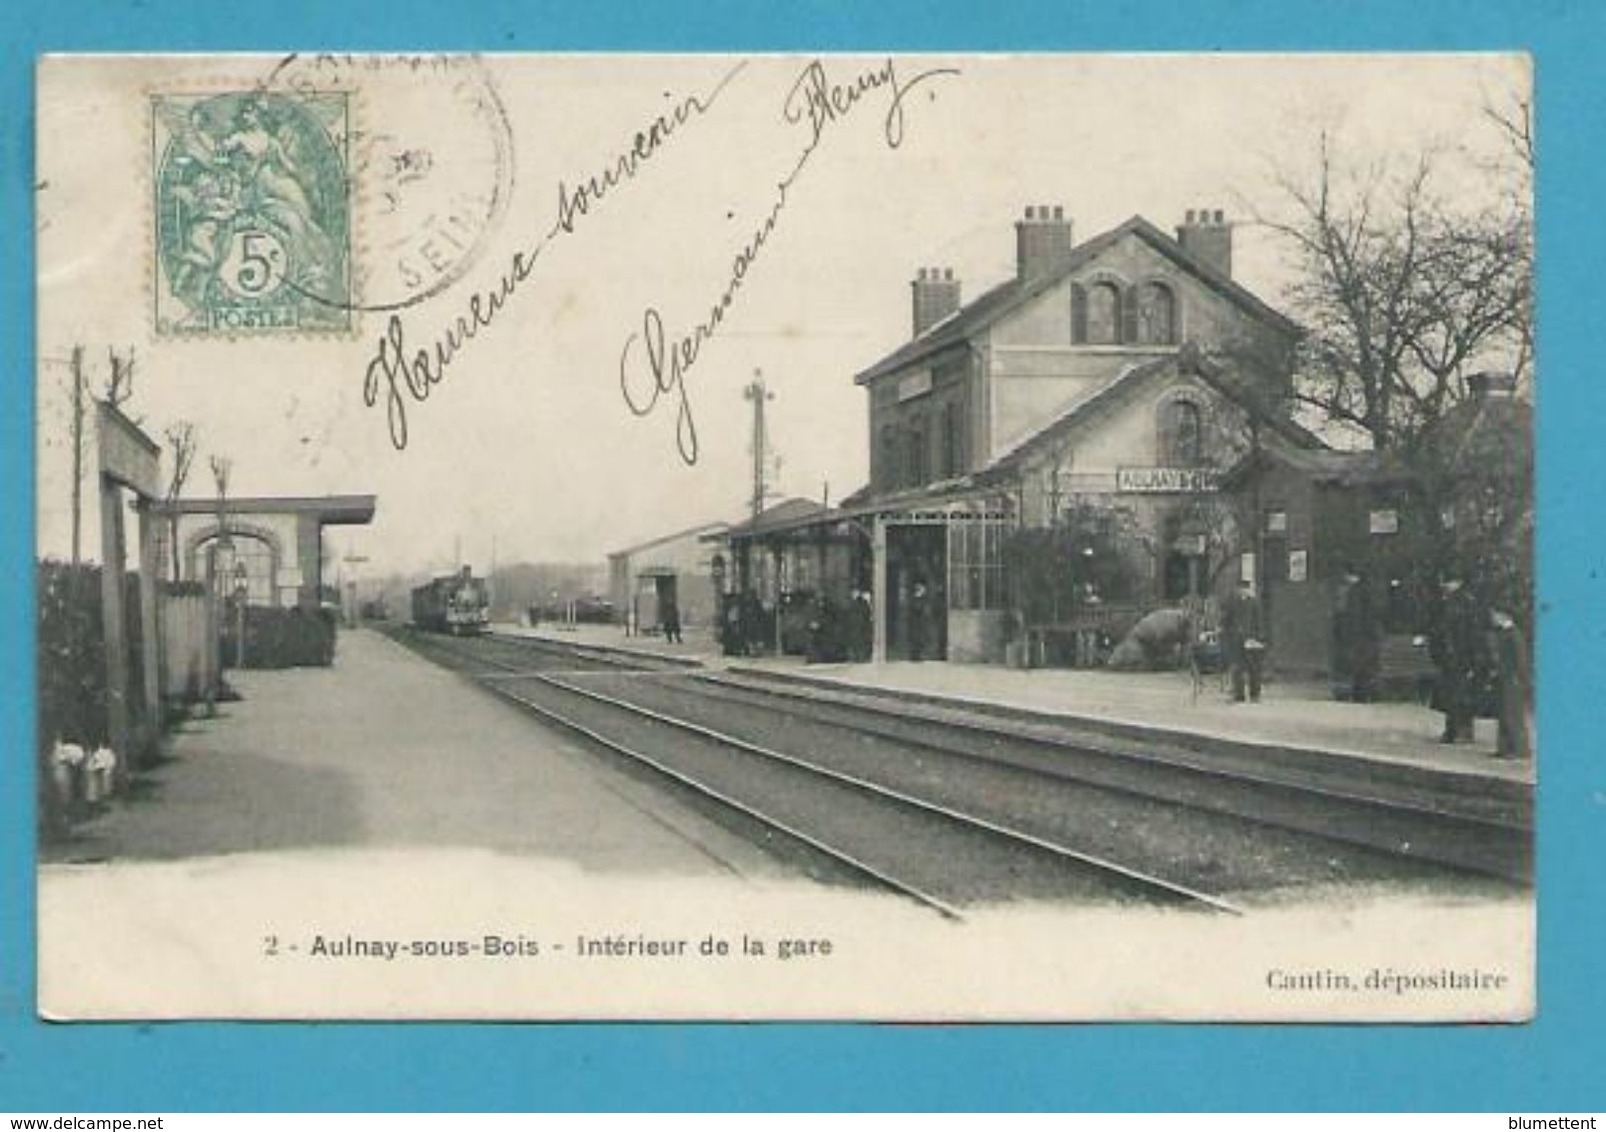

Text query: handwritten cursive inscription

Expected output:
[616,176,793,466]
[556,90,727,235]
[617,57,958,465]
[784,56,960,149]
[362,253,536,450]
[362,62,747,451]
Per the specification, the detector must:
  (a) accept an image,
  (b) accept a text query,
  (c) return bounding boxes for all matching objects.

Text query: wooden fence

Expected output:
[161,588,217,704]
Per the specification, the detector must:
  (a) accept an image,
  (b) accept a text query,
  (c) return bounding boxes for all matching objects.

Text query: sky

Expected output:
[35,52,1529,578]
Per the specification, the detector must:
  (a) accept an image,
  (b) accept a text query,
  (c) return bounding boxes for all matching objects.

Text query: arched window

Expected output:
[1134,282,1177,345]
[1159,399,1204,466]
[1083,282,1122,345]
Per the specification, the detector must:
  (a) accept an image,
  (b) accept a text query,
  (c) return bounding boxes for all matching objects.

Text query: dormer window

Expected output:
[1082,281,1121,344]
[1071,278,1181,347]
[1135,282,1177,345]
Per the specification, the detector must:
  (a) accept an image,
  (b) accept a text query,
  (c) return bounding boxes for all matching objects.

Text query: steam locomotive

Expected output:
[411,567,491,635]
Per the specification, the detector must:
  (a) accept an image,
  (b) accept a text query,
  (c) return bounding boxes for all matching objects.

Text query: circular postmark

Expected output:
[262,53,516,314]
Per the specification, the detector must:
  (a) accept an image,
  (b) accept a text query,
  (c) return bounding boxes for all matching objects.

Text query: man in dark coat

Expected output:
[805,595,842,663]
[1430,577,1481,743]
[1222,579,1266,703]
[661,595,683,644]
[720,595,744,656]
[1332,567,1381,702]
[847,588,874,663]
[906,578,930,662]
[1488,609,1531,759]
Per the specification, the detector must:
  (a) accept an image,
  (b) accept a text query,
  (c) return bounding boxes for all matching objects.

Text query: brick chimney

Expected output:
[1467,371,1518,400]
[911,266,961,337]
[1175,208,1233,278]
[1015,204,1074,281]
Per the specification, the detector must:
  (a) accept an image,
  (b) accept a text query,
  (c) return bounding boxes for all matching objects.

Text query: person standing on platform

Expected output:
[907,578,930,662]
[1222,578,1266,703]
[1332,566,1381,702]
[805,595,837,663]
[848,588,874,663]
[1430,576,1481,744]
[1489,608,1531,759]
[661,595,683,645]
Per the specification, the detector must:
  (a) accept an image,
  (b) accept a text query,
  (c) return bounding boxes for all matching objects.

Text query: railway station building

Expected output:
[153,493,377,676]
[156,494,378,612]
[723,205,1405,675]
[607,520,730,637]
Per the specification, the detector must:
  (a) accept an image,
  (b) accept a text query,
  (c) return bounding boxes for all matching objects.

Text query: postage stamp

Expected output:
[151,89,353,335]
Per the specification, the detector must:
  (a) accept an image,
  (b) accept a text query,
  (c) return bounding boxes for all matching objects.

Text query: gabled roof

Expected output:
[1423,388,1534,474]
[608,519,730,559]
[837,483,874,509]
[854,215,1300,387]
[724,479,1013,540]
[716,497,836,539]
[1218,440,1396,491]
[985,356,1175,475]
[1264,445,1381,480]
[979,345,1324,481]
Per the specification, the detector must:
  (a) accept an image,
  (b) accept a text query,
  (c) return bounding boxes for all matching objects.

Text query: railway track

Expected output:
[390,627,1528,916]
[391,628,1245,916]
[489,631,1530,885]
[686,669,1533,886]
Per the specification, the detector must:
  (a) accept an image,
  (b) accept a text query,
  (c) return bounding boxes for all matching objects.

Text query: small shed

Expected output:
[606,520,729,635]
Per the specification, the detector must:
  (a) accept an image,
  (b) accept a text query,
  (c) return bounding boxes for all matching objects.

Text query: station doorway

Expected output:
[1160,512,1211,602]
[632,568,679,636]
[884,523,947,661]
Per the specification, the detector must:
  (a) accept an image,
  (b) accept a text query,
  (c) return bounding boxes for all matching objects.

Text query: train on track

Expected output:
[411,567,492,635]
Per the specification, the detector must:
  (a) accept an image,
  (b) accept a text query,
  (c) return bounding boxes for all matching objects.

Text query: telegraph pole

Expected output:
[70,345,84,569]
[743,369,774,521]
[744,369,782,654]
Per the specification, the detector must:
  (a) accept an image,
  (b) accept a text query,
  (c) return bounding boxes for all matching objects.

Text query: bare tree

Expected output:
[1482,86,1534,175]
[209,455,231,506]
[1260,116,1534,624]
[1258,129,1531,453]
[162,421,198,583]
[104,346,136,410]
[1478,85,1535,386]
[208,455,232,543]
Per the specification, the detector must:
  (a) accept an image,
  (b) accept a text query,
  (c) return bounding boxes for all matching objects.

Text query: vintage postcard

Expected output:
[35,53,1535,1021]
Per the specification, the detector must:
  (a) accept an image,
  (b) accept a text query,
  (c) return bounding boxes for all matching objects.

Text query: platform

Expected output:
[42,626,784,876]
[502,621,1535,793]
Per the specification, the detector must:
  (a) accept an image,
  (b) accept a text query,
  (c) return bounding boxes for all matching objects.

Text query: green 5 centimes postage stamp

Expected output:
[152,90,352,335]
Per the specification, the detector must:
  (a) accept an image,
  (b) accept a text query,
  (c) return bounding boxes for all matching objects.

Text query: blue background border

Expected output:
[4,0,1602,1113]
